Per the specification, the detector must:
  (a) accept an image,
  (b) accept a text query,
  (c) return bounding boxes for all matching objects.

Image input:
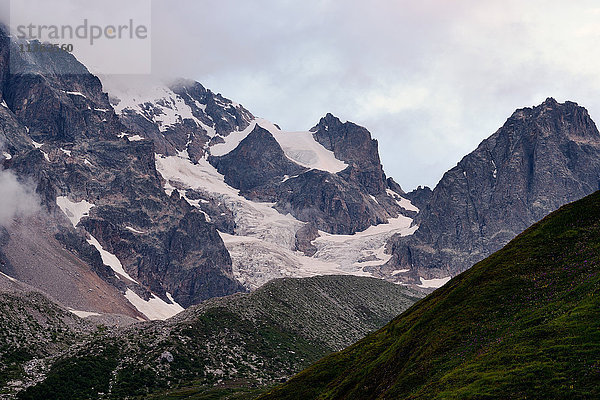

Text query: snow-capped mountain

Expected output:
[104,76,420,290]
[0,29,243,321]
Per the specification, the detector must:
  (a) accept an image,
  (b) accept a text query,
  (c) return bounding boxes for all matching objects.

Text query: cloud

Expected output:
[140,0,600,189]
[0,140,40,227]
[5,0,600,190]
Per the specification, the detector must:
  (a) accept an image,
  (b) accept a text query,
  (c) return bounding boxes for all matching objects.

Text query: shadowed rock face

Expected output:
[274,169,390,235]
[383,98,600,282]
[0,28,244,310]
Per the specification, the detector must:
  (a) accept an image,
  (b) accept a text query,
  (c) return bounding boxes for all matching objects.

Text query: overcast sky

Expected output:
[5,1,600,190]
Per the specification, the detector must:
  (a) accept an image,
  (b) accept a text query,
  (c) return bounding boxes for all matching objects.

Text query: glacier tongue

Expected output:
[155,151,417,290]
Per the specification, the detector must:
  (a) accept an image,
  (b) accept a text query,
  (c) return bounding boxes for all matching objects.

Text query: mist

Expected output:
[0,140,40,227]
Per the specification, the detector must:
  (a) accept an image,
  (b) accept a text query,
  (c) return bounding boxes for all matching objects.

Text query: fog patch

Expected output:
[0,139,40,227]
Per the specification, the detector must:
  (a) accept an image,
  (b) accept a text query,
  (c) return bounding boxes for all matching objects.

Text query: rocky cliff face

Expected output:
[0,29,243,316]
[382,98,600,283]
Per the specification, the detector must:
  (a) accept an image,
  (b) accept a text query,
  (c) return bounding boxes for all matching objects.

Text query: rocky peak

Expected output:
[311,113,387,195]
[310,112,343,138]
[507,98,600,143]
[383,98,600,283]
[209,125,307,199]
[0,33,244,315]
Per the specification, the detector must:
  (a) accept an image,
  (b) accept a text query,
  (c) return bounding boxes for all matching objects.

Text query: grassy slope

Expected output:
[259,191,600,399]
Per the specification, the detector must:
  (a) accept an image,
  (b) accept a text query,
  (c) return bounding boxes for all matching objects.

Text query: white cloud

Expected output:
[0,169,40,227]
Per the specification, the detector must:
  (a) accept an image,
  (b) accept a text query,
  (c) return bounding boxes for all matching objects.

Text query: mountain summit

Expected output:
[382,98,600,284]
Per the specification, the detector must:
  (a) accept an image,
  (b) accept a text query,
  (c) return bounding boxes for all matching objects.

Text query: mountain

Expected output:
[379,98,600,284]
[13,275,423,400]
[104,80,421,290]
[0,29,243,320]
[259,190,600,400]
[1,25,425,323]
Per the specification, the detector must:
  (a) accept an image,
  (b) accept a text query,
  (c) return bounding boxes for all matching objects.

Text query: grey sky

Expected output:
[4,1,600,190]
[150,0,600,190]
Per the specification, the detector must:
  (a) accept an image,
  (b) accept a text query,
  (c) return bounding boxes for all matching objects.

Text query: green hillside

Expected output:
[259,191,600,399]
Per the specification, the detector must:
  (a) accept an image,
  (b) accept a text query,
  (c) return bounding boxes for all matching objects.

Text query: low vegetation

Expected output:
[260,191,600,399]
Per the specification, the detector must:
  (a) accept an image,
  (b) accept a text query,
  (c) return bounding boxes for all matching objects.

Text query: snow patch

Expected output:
[125,226,145,234]
[125,289,184,320]
[60,148,72,156]
[56,197,95,227]
[127,135,145,141]
[31,140,42,149]
[392,269,410,275]
[69,310,101,318]
[0,271,16,282]
[418,276,451,288]
[2,152,11,160]
[86,234,138,283]
[386,189,419,212]
[65,91,87,98]
[209,121,257,157]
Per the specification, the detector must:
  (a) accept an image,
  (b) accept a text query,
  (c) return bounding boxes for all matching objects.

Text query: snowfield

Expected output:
[210,119,348,174]
[55,196,95,227]
[418,276,452,288]
[125,289,184,320]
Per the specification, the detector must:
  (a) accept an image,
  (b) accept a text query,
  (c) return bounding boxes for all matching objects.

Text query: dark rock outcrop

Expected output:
[274,169,390,234]
[404,185,433,211]
[209,125,307,200]
[294,223,319,256]
[383,98,600,281]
